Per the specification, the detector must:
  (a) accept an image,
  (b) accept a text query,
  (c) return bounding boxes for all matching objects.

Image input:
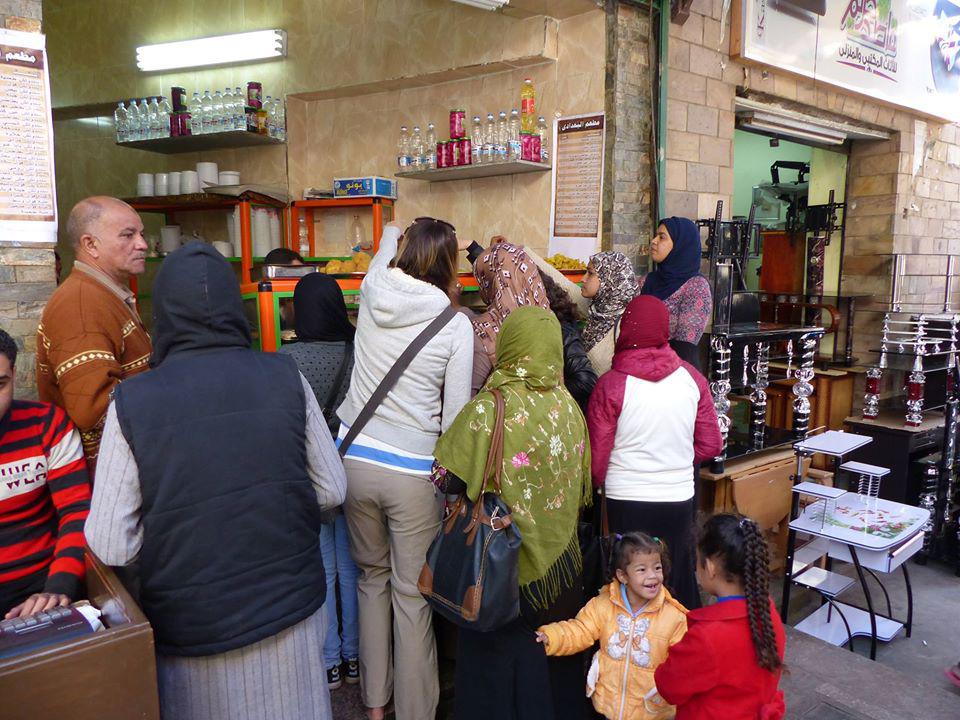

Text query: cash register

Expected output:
[0,603,101,660]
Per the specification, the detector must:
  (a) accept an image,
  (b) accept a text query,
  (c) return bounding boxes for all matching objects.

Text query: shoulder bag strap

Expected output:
[322,341,353,421]
[480,389,506,495]
[339,305,458,458]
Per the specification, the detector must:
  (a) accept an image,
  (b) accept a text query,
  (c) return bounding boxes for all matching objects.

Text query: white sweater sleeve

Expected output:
[370,225,402,273]
[441,315,475,433]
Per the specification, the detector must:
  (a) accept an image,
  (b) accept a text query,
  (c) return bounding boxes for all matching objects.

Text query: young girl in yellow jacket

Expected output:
[537,532,688,720]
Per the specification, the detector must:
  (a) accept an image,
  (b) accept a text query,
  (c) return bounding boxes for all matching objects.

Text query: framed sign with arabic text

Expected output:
[0,29,57,245]
[548,112,605,262]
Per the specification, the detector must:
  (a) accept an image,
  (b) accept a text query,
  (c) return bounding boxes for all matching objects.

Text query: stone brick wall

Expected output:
[664,0,960,408]
[602,1,656,264]
[663,0,735,220]
[0,0,47,398]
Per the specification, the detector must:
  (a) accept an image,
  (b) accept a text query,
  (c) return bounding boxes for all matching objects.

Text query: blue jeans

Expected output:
[320,512,360,669]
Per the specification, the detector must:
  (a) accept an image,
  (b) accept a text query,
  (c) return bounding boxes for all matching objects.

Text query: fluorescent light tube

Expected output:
[451,0,510,9]
[136,30,287,72]
[739,119,846,145]
[748,111,847,141]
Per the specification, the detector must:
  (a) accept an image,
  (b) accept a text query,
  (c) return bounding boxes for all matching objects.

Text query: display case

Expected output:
[700,201,825,473]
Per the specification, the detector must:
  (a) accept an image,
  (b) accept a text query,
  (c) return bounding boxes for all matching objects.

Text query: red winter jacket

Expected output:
[654,597,786,720]
[587,344,722,492]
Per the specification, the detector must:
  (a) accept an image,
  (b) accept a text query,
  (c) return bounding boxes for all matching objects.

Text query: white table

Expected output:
[788,491,928,659]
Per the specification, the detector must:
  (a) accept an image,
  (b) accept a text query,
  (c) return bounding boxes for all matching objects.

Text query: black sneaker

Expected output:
[327,665,343,690]
[345,658,360,685]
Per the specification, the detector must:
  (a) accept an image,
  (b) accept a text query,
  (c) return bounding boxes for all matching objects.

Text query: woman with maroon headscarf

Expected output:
[587,296,722,609]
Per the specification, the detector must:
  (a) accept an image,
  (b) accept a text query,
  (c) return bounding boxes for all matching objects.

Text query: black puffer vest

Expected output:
[113,242,325,656]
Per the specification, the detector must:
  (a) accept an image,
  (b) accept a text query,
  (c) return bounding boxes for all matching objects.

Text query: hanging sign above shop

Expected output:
[732,0,960,122]
[0,29,57,245]
[549,112,605,262]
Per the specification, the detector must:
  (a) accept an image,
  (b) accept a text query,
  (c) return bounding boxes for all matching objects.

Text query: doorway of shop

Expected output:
[731,125,853,367]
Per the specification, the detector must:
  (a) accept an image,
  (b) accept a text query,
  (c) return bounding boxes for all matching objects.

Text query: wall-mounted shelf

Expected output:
[396,160,551,182]
[116,131,284,154]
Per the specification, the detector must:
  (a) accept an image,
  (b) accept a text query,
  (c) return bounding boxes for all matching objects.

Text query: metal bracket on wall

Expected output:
[671,0,694,23]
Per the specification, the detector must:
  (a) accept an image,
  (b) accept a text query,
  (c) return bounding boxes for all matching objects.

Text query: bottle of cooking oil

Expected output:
[520,77,536,133]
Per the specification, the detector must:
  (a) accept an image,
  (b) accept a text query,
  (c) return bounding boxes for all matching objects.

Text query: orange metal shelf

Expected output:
[288,197,395,256]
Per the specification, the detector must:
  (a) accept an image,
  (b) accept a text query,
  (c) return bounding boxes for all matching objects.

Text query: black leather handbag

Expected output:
[579,484,613,598]
[418,389,522,632]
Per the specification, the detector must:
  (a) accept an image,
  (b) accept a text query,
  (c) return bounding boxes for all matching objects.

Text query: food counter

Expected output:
[245,268,586,351]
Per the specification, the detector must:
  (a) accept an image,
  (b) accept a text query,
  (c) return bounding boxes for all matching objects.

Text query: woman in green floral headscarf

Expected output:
[434,305,592,720]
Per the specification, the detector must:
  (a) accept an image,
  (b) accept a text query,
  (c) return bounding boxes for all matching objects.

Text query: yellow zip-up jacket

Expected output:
[539,581,688,720]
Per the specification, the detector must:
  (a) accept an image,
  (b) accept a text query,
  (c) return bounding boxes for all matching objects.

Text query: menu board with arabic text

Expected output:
[549,112,605,262]
[0,29,57,244]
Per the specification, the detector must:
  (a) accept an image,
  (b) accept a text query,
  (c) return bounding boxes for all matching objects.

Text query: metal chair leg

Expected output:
[850,546,878,660]
[864,568,893,618]
[902,562,914,637]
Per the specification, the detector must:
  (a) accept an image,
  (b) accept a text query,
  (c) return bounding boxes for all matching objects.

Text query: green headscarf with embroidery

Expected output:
[434,306,592,609]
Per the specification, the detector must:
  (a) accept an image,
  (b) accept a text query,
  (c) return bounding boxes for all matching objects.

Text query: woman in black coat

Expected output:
[539,270,598,412]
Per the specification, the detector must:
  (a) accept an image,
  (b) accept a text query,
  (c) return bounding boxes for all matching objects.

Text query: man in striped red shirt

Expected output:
[0,329,91,619]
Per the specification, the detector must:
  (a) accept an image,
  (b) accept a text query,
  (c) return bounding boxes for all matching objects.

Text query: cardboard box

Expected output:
[333,176,397,199]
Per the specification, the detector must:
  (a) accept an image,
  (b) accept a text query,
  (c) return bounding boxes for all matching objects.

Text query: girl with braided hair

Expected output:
[654,514,786,720]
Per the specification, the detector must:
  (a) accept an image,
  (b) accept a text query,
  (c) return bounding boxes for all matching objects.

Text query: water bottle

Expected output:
[471,115,483,165]
[410,125,423,169]
[114,102,128,143]
[189,92,204,135]
[222,87,234,126]
[537,116,550,163]
[150,97,165,139]
[126,99,141,141]
[495,111,508,162]
[275,98,286,142]
[143,98,158,139]
[234,87,246,130]
[397,126,411,170]
[158,96,172,137]
[425,122,437,169]
[212,91,226,133]
[133,99,146,139]
[201,91,214,134]
[508,109,521,161]
[482,113,496,164]
[348,214,364,253]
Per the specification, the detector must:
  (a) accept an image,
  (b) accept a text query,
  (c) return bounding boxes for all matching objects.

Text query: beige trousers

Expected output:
[343,459,442,720]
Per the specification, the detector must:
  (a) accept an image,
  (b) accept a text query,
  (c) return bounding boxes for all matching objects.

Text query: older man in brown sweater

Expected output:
[37,196,152,473]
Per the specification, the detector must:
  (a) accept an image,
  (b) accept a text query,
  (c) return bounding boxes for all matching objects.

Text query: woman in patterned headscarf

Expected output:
[578,251,640,372]
[435,306,592,720]
[470,243,552,393]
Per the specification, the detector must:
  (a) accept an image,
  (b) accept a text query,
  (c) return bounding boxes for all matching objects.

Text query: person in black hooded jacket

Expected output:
[539,270,598,412]
[85,241,347,720]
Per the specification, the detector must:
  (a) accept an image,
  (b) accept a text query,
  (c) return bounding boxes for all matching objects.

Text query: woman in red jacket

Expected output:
[654,514,786,720]
[587,295,722,609]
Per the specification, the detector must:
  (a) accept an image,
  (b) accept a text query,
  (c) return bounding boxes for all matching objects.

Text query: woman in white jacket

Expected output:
[337,218,474,720]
